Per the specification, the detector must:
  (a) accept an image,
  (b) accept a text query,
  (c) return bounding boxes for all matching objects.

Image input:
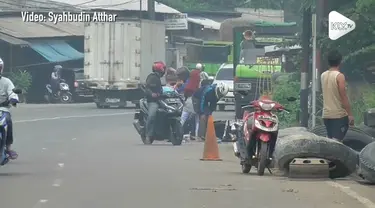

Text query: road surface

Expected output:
[0,103,374,208]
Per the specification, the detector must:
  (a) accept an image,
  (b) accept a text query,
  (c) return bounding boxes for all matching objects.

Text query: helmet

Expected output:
[0,58,3,74]
[152,61,166,75]
[176,66,189,81]
[54,65,62,72]
[196,63,204,71]
[215,82,229,99]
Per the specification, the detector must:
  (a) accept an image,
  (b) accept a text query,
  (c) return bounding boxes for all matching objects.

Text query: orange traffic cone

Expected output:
[200,115,222,161]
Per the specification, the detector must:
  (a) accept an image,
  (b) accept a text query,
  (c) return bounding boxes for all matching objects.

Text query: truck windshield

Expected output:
[216,68,233,80]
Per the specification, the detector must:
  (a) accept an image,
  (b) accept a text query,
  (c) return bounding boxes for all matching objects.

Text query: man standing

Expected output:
[321,50,354,142]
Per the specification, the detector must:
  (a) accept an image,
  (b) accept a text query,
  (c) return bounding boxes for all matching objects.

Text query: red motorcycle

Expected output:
[233,97,293,175]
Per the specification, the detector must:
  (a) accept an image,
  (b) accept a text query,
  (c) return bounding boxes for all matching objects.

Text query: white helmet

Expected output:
[215,82,229,99]
[196,63,203,70]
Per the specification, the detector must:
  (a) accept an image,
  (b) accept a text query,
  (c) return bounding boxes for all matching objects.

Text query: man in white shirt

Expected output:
[0,58,19,159]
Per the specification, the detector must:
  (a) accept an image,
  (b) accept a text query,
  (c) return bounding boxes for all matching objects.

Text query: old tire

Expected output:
[310,125,375,152]
[358,142,375,183]
[358,123,375,137]
[278,127,311,138]
[274,134,358,178]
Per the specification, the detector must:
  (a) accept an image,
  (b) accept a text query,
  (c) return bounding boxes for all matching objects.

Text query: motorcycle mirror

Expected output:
[286,97,297,101]
[12,88,22,94]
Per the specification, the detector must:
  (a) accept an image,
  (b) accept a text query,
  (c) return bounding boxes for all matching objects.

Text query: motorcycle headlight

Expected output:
[259,101,275,111]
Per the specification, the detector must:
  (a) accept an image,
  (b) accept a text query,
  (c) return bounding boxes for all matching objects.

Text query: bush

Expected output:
[8,69,32,94]
[272,77,300,128]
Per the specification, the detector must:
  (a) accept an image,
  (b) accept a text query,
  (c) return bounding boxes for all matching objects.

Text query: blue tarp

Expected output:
[28,40,83,62]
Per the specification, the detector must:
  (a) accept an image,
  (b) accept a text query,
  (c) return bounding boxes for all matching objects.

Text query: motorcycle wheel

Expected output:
[170,120,183,146]
[257,141,269,176]
[241,163,251,173]
[60,92,72,103]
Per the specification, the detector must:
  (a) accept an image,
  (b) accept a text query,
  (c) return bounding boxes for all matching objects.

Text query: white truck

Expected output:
[84,20,166,108]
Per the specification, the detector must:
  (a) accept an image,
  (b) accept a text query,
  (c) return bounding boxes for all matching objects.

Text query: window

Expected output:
[216,67,233,80]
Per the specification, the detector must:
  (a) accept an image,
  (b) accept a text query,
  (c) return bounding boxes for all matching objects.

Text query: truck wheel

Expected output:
[358,142,375,183]
[274,134,358,178]
[235,103,243,119]
[218,105,225,111]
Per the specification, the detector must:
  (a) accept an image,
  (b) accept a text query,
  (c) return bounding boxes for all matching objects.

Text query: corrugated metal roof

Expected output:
[52,0,180,13]
[188,17,221,30]
[0,33,29,45]
[0,0,80,12]
[0,17,83,38]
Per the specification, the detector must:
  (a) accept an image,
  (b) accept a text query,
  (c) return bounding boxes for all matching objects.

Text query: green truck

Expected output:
[233,21,298,118]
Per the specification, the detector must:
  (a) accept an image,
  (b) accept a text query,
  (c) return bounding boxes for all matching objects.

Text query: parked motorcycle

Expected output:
[232,93,295,175]
[133,85,184,145]
[0,88,22,166]
[45,79,73,103]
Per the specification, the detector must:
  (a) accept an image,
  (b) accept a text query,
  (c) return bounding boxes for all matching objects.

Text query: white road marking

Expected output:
[72,138,76,141]
[15,112,134,123]
[326,181,375,208]
[57,163,64,168]
[42,148,47,150]
[32,199,48,208]
[52,179,63,187]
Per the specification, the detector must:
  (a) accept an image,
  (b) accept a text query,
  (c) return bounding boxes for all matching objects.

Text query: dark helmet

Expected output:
[152,61,166,76]
[176,66,190,82]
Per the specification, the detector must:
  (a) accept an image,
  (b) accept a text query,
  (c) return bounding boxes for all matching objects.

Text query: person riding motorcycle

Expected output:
[50,65,62,96]
[193,82,229,140]
[0,58,19,159]
[144,61,166,143]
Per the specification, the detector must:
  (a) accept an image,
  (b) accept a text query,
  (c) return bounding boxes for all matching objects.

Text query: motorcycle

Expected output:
[133,85,184,145]
[45,79,73,103]
[232,93,295,175]
[0,88,22,166]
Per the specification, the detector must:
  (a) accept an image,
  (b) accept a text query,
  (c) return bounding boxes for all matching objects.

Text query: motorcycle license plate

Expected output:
[165,98,179,103]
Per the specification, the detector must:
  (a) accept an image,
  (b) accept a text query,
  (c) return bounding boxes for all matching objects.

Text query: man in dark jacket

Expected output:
[144,61,166,143]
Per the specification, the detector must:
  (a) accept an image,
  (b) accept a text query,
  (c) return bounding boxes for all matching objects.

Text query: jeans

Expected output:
[323,116,349,141]
[146,102,159,137]
[181,111,199,137]
[198,115,208,138]
[50,80,59,95]
[3,112,13,146]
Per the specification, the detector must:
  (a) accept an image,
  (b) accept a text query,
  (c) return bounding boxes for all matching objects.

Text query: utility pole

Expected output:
[147,0,155,20]
[311,12,317,128]
[315,0,325,92]
[300,8,311,127]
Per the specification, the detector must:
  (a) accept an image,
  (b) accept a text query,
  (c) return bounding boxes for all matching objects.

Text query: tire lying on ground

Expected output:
[358,141,375,183]
[309,125,375,152]
[358,123,375,138]
[278,127,310,138]
[274,134,358,178]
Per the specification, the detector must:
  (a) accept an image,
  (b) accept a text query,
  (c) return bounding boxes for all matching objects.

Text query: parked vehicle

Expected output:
[213,64,234,111]
[83,20,166,108]
[72,68,93,102]
[0,88,22,166]
[45,80,72,103]
[133,86,184,145]
[232,92,294,175]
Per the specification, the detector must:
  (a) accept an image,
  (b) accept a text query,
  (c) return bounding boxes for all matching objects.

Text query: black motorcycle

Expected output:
[45,79,73,103]
[133,86,184,145]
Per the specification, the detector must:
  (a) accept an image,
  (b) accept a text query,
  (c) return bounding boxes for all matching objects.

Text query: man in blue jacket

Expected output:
[193,82,229,140]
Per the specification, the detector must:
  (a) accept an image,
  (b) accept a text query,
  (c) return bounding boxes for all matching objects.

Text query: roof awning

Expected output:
[28,40,83,62]
[0,33,29,46]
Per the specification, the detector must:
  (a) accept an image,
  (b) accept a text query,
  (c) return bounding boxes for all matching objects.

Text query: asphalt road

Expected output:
[1,103,374,208]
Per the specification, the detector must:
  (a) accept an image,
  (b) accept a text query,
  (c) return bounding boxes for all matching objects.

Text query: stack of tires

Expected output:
[274,127,358,178]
